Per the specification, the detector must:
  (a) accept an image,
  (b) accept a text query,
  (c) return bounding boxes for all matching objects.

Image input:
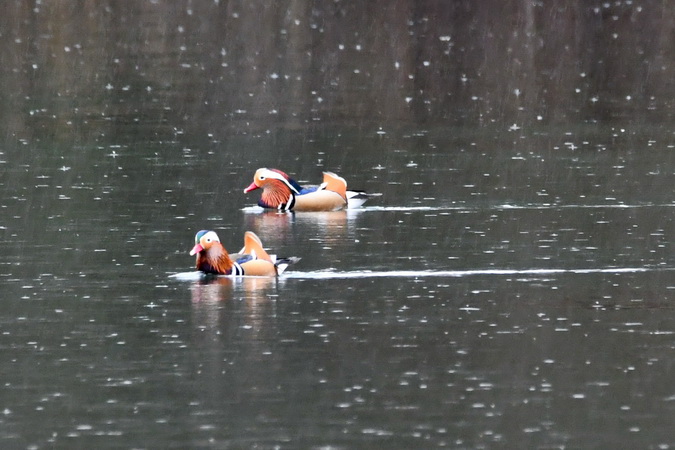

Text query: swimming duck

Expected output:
[189,230,297,276]
[243,168,374,211]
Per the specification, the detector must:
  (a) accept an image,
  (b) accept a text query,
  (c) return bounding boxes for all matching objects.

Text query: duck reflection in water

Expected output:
[189,276,281,354]
[189,275,280,303]
[244,208,363,248]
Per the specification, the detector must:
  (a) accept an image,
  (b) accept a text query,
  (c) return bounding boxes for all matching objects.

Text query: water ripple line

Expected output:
[362,203,675,212]
[242,203,674,214]
[283,266,673,279]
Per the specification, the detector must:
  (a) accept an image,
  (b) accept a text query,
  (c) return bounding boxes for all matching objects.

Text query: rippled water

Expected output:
[1,2,674,449]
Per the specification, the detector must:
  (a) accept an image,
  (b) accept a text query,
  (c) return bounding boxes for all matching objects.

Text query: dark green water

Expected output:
[1,2,673,448]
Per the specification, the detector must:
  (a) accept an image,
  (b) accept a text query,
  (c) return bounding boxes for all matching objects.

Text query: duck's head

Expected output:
[190,230,220,255]
[244,168,300,194]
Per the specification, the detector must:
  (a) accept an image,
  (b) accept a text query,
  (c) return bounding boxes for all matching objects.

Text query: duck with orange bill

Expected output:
[189,230,298,276]
[243,168,377,211]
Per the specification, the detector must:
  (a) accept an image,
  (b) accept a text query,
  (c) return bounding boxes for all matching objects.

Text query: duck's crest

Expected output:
[270,169,304,194]
[195,230,210,242]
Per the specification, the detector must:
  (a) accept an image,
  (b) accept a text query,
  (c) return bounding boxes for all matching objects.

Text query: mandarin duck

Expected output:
[243,168,375,211]
[189,230,298,276]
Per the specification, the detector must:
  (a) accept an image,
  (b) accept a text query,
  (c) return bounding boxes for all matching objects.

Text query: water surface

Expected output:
[1,2,673,448]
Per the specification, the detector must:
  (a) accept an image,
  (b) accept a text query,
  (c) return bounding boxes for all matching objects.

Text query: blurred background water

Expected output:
[0,1,673,448]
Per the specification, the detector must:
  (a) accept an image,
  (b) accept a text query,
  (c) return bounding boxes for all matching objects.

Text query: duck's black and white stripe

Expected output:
[277,194,295,211]
[230,262,245,276]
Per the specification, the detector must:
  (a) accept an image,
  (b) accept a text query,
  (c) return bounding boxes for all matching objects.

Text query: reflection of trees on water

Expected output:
[2,1,673,140]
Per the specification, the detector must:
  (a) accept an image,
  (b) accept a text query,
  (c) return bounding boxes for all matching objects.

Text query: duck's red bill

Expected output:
[189,244,203,256]
[244,182,259,193]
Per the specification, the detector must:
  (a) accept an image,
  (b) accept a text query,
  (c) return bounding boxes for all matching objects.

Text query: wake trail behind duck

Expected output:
[283,266,672,279]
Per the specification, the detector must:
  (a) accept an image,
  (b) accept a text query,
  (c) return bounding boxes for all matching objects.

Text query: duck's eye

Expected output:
[259,176,266,180]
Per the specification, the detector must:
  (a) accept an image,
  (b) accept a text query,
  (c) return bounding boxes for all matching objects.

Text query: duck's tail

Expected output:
[274,257,301,275]
[346,190,382,208]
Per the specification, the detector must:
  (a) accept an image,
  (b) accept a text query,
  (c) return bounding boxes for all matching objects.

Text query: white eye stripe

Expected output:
[259,170,286,182]
[202,231,220,243]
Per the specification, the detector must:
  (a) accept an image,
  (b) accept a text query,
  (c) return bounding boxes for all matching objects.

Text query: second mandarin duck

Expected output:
[243,168,375,212]
[189,230,298,276]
